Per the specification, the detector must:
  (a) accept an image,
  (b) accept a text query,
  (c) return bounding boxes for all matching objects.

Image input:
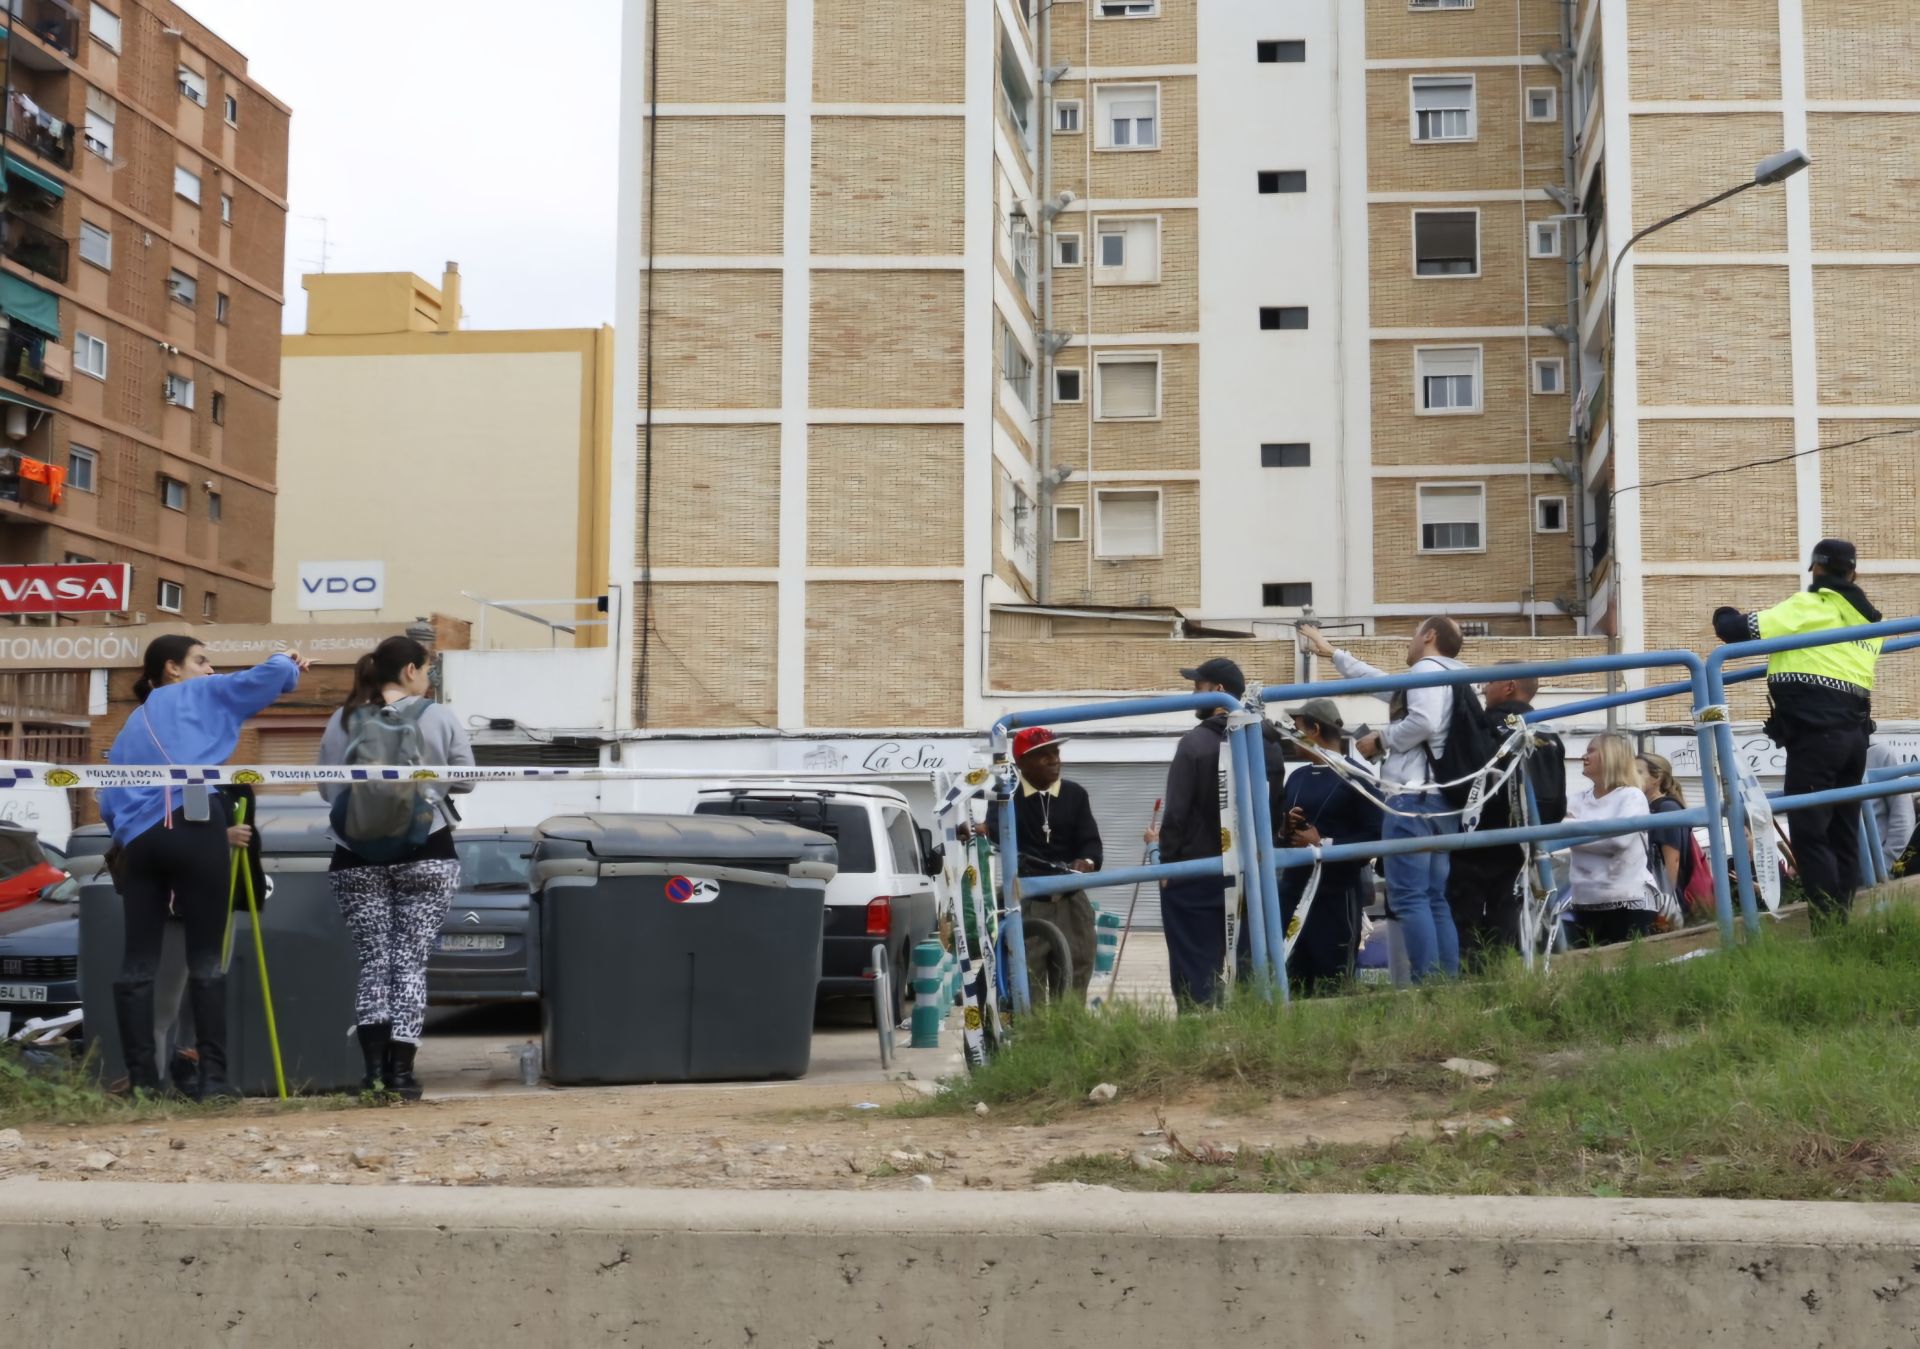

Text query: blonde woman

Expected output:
[1637,752,1691,899]
[1564,733,1660,947]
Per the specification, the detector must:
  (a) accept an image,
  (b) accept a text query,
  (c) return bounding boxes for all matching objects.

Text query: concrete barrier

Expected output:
[4,1184,1919,1346]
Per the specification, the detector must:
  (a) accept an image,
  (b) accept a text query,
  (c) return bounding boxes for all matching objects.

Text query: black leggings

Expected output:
[118,816,232,985]
[1569,907,1656,948]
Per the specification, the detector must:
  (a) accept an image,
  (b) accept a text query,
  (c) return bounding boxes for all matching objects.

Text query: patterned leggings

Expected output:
[330,859,461,1043]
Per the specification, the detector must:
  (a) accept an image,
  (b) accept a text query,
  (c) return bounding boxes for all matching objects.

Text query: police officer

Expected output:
[1713,538,1883,923]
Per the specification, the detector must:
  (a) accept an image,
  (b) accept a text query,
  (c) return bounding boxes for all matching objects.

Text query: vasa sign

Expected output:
[297,561,386,612]
[0,563,132,614]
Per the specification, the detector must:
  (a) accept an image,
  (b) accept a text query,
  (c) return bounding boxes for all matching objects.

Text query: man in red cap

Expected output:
[983,727,1104,996]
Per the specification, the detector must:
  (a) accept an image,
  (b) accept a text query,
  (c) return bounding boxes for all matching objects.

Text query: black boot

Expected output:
[384,1039,423,1101]
[111,979,161,1096]
[356,1023,392,1095]
[187,974,237,1102]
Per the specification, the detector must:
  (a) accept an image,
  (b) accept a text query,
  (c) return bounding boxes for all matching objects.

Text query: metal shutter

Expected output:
[473,742,601,768]
[1069,761,1174,931]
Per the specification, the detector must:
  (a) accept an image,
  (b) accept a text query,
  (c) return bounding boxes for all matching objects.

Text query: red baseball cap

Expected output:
[1012,727,1071,761]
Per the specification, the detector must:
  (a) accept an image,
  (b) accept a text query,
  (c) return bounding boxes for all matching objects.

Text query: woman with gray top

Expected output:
[318,636,474,1099]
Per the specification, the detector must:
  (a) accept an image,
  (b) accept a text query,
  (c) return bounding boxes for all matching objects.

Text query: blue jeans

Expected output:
[1383,793,1460,981]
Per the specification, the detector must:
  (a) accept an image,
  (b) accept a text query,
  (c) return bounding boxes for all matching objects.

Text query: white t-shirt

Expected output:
[1566,783,1658,911]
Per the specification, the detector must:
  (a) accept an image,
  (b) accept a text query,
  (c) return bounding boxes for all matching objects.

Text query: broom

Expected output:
[223,797,287,1100]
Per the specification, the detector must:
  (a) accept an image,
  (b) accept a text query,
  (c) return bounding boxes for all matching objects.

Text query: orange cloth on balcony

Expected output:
[16,457,64,506]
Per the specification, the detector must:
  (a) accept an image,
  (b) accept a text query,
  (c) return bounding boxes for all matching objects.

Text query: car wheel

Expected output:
[874,939,908,1029]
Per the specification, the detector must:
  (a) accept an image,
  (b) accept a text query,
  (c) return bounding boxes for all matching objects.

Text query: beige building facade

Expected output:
[276,268,614,646]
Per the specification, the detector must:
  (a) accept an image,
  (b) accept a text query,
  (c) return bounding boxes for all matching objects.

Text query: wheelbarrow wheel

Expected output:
[1020,917,1074,1004]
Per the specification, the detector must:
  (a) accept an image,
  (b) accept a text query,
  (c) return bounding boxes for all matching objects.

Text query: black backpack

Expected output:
[1426,683,1504,811]
[1525,729,1568,825]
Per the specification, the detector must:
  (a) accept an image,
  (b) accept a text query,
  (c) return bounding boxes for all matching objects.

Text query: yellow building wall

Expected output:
[275,330,613,646]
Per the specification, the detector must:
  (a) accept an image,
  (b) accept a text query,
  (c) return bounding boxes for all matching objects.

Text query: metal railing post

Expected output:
[1239,707,1287,994]
[993,759,1032,1015]
[1227,717,1275,1000]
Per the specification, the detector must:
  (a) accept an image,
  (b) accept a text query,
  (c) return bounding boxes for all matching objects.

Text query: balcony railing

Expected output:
[0,210,65,283]
[4,89,73,168]
[3,327,61,395]
[9,0,80,58]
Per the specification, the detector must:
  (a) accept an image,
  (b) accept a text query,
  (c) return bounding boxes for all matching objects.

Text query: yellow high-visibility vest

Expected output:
[1756,589,1881,692]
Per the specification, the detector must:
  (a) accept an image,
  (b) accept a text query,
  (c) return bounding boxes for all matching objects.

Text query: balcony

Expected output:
[5,89,73,169]
[0,210,64,283]
[2,327,60,395]
[8,0,80,59]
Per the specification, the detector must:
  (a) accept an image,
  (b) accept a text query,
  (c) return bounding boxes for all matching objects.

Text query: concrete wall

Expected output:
[5,1185,1920,1347]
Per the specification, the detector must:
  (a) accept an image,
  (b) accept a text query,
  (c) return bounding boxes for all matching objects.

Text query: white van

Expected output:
[692,782,939,1024]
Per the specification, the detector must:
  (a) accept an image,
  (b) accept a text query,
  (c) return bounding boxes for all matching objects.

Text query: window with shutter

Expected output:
[1417,483,1485,553]
[1416,347,1481,413]
[1094,490,1162,558]
[1096,85,1159,150]
[1411,77,1475,141]
[1094,354,1160,420]
[1093,217,1160,284]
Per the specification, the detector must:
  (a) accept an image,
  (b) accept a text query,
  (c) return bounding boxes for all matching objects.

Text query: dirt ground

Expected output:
[0,1081,1438,1191]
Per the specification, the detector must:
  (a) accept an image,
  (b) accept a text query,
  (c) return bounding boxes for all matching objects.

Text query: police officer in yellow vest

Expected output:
[1713,538,1883,922]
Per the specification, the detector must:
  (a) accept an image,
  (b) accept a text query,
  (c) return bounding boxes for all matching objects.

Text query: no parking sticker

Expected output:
[665,876,720,904]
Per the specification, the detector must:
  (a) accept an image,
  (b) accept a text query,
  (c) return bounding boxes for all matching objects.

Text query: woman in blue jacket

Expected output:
[98,636,308,1097]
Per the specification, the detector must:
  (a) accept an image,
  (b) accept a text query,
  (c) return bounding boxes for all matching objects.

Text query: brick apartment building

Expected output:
[0,0,287,759]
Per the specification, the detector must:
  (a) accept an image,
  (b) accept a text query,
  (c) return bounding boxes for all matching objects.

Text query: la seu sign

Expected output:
[297,561,386,612]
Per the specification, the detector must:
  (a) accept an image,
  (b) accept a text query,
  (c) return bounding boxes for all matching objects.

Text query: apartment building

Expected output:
[1571,0,1920,721]
[275,265,615,646]
[0,0,287,755]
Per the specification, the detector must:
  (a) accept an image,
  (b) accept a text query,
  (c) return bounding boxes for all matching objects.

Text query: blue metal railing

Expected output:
[983,614,1920,1009]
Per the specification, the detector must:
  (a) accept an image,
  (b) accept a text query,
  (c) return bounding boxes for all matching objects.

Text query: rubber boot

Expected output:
[187,974,237,1102]
[356,1023,391,1095]
[110,979,162,1096]
[383,1039,423,1101]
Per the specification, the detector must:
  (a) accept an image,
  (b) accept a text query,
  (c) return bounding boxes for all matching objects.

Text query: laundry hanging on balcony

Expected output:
[15,456,65,507]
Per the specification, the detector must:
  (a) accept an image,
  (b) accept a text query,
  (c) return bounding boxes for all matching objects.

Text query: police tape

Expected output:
[0,764,932,790]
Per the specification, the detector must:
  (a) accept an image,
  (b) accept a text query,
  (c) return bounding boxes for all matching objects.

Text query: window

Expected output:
[1260,306,1309,329]
[1412,76,1475,142]
[1093,351,1160,420]
[207,491,221,522]
[164,373,195,409]
[1256,40,1306,62]
[174,166,202,204]
[1096,0,1158,15]
[1095,85,1158,150]
[884,809,921,875]
[1053,232,1082,267]
[167,269,197,307]
[1053,504,1084,542]
[1054,367,1083,403]
[1008,214,1037,300]
[1093,216,1160,285]
[216,292,230,324]
[1094,489,1162,558]
[1000,322,1034,413]
[1054,100,1082,134]
[1410,0,1473,8]
[66,446,96,492]
[202,591,217,619]
[224,93,239,126]
[1530,219,1563,258]
[78,221,112,270]
[1535,495,1568,533]
[84,103,114,160]
[156,580,183,613]
[1261,443,1311,468]
[74,332,107,380]
[90,2,119,51]
[177,67,207,106]
[220,193,233,226]
[1413,209,1479,277]
[1531,356,1565,395]
[998,42,1033,147]
[1526,87,1558,122]
[1262,583,1314,608]
[1417,483,1486,553]
[211,391,226,424]
[159,476,187,512]
[1416,346,1481,414]
[1258,170,1307,193]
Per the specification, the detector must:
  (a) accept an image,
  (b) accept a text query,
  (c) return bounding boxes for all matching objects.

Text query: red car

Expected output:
[0,826,68,915]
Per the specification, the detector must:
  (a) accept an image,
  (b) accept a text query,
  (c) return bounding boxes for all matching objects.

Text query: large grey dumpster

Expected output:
[533,814,835,1085]
[76,797,362,1095]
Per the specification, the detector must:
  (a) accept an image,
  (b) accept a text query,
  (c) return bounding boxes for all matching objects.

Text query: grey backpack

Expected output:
[329,700,437,863]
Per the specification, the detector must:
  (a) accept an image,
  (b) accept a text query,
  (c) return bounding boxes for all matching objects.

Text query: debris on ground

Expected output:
[1088,1083,1118,1103]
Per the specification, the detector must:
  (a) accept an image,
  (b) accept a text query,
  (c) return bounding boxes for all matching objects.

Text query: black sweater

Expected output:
[986,779,1103,876]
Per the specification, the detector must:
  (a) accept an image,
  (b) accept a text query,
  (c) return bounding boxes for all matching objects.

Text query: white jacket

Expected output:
[1566,783,1658,911]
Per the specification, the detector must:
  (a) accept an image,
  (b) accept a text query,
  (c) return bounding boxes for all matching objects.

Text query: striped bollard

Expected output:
[910,940,945,1048]
[1095,906,1121,977]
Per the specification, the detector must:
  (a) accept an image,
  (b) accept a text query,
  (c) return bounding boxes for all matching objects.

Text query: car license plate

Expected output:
[438,934,507,952]
[0,983,48,1003]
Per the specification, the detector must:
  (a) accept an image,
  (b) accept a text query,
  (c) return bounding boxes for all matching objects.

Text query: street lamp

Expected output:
[1596,147,1810,721]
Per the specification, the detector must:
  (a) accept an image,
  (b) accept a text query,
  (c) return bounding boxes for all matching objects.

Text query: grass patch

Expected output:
[967,907,1920,1201]
[0,1043,360,1126]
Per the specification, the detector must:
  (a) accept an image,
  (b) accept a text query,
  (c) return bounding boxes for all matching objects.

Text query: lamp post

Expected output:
[1596,147,1810,725]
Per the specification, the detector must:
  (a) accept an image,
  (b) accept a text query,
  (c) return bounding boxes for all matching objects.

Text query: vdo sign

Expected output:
[297,561,386,613]
[0,563,132,615]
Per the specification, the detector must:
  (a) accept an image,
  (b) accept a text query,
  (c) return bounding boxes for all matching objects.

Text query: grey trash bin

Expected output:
[76,798,363,1095]
[533,814,835,1086]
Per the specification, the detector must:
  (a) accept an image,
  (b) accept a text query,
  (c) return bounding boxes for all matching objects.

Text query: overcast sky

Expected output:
[183,0,625,333]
